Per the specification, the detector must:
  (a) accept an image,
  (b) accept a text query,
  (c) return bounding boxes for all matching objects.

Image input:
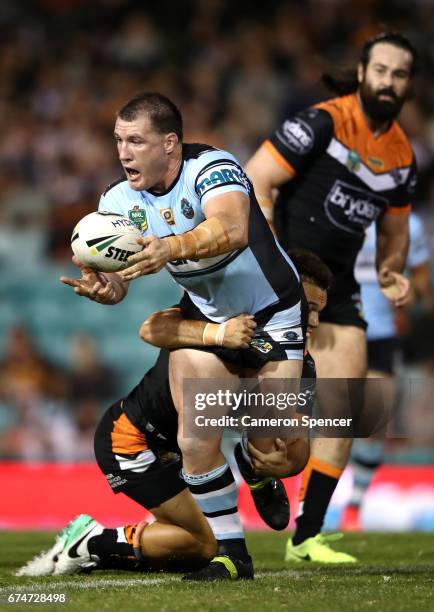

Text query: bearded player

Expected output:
[246,32,418,562]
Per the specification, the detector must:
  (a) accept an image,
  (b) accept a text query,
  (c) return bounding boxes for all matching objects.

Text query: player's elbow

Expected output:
[229,222,249,250]
[139,316,162,347]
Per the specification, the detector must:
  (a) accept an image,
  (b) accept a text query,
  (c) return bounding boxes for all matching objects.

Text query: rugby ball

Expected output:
[71,211,143,272]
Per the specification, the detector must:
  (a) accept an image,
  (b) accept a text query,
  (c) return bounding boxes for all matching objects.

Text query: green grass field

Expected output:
[0,531,433,611]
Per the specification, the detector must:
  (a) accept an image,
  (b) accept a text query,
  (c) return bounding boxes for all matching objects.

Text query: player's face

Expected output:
[302,281,327,338]
[358,42,413,122]
[114,115,169,191]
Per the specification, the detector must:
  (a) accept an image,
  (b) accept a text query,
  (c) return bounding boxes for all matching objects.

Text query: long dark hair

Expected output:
[321,31,418,96]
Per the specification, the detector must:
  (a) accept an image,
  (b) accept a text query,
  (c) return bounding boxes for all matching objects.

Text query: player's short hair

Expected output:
[322,31,418,96]
[287,249,332,291]
[117,92,183,141]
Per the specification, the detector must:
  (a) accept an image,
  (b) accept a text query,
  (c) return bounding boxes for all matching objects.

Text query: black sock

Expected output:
[217,538,250,561]
[293,470,340,545]
[88,529,135,565]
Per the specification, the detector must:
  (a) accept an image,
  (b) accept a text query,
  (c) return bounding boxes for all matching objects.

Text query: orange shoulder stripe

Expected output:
[263,140,297,177]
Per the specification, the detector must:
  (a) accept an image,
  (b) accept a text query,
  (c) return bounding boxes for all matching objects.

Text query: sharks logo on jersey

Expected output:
[181,198,194,219]
[195,160,251,200]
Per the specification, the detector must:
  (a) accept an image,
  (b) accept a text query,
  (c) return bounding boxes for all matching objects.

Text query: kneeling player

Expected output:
[17,314,258,579]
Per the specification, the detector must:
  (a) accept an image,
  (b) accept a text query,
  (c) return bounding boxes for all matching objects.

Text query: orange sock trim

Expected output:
[124,524,136,546]
[299,457,344,502]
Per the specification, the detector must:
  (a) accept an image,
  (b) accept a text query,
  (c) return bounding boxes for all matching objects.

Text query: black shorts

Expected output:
[320,274,367,330]
[94,402,186,510]
[367,338,399,375]
[178,293,307,370]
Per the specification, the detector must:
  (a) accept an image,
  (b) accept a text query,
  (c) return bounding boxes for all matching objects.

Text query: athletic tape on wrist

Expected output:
[203,322,227,346]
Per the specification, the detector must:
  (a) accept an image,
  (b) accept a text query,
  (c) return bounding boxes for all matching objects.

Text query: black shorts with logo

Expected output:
[94,402,186,510]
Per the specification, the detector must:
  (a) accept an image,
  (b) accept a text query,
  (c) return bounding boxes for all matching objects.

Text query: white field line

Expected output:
[1,570,300,592]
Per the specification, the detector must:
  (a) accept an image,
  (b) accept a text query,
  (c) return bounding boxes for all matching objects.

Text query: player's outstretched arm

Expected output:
[140,308,256,350]
[376,212,410,306]
[60,256,128,305]
[119,191,250,281]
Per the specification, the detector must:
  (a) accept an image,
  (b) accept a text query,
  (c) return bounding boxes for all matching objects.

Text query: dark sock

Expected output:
[293,469,341,545]
[88,528,133,558]
[217,537,249,560]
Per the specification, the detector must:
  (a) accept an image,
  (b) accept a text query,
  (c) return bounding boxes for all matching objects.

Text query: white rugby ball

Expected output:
[71,211,143,272]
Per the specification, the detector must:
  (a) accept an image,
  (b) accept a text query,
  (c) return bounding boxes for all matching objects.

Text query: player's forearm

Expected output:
[162,215,246,262]
[141,315,206,348]
[140,314,228,349]
[376,233,409,273]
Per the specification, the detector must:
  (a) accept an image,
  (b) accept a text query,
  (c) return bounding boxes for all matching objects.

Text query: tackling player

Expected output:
[245,32,418,562]
[61,92,308,579]
[17,314,256,579]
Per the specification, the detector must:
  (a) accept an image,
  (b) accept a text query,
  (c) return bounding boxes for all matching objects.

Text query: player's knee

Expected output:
[177,436,220,473]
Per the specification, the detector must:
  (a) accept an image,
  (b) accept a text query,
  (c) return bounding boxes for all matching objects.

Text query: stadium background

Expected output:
[0,0,433,531]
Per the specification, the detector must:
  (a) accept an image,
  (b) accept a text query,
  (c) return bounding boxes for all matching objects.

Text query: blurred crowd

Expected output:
[1,0,434,460]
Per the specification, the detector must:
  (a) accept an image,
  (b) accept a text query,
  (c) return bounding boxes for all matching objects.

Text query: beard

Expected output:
[359,80,407,122]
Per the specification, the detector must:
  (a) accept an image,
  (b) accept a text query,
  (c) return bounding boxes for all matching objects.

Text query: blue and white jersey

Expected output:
[99,143,301,322]
[355,213,430,340]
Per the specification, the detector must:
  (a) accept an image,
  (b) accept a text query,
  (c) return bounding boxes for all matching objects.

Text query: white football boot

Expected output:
[16,517,76,576]
[53,514,103,575]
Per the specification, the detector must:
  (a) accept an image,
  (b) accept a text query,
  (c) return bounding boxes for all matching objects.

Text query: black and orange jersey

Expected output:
[266,93,416,280]
[122,349,179,451]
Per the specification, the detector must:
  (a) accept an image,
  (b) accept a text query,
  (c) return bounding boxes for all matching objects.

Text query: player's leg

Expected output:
[114,487,217,569]
[286,323,366,563]
[342,338,397,529]
[48,402,216,575]
[170,349,253,580]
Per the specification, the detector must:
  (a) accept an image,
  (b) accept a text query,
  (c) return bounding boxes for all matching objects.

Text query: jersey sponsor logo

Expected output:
[105,246,135,263]
[128,205,148,231]
[325,180,386,235]
[346,150,361,172]
[250,338,273,353]
[195,161,250,198]
[367,156,384,171]
[160,208,175,225]
[181,198,194,219]
[278,118,314,154]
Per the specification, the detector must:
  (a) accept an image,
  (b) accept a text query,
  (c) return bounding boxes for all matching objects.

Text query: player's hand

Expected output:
[247,439,290,478]
[119,235,171,280]
[222,315,257,349]
[60,256,126,305]
[378,266,410,307]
